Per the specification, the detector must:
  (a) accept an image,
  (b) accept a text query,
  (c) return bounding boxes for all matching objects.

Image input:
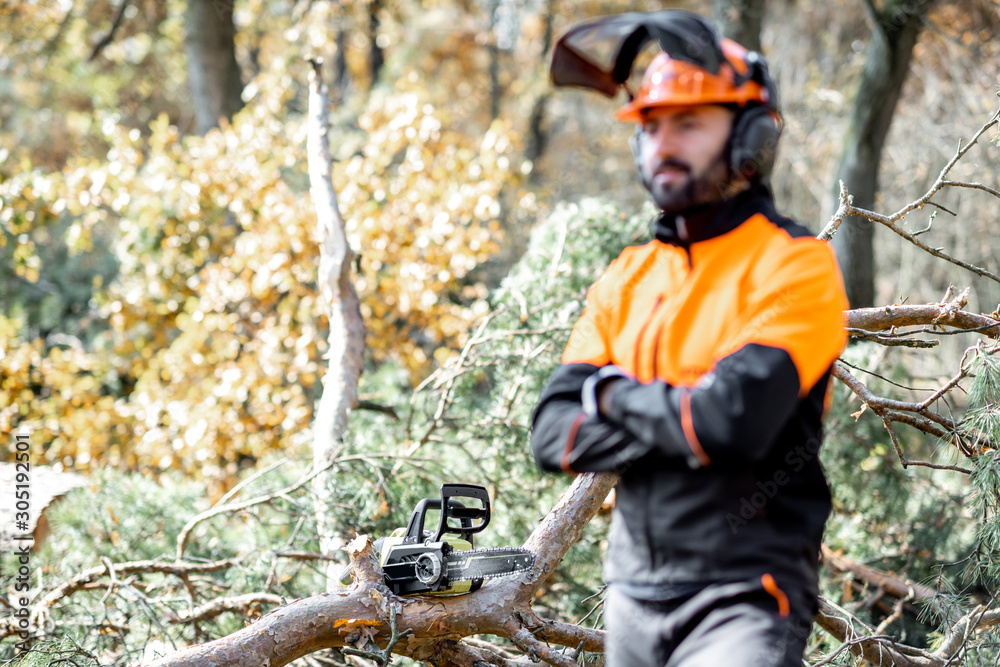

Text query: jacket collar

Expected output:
[650,182,775,247]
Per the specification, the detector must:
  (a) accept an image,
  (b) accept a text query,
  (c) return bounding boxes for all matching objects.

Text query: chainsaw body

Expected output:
[339,483,533,596]
[378,483,490,596]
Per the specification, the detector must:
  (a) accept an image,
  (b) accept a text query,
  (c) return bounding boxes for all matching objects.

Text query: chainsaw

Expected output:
[339,483,534,596]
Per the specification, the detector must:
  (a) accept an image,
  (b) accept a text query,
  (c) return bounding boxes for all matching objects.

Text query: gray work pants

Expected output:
[604,580,813,667]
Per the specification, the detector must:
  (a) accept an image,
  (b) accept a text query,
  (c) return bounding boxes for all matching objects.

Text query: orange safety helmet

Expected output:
[616,39,772,122]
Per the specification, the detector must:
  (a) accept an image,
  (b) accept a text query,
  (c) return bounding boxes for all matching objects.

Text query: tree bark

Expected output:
[487,0,502,121]
[307,60,366,588]
[331,2,350,103]
[141,473,617,667]
[368,0,385,89]
[712,0,765,52]
[183,0,244,135]
[525,0,554,165]
[828,0,932,308]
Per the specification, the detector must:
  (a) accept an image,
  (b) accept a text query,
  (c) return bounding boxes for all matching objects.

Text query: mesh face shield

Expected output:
[549,10,776,114]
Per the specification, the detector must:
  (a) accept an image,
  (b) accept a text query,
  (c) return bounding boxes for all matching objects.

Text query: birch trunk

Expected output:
[307,60,366,589]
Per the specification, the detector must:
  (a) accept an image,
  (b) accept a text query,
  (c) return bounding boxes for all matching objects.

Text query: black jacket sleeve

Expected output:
[530,363,658,473]
[603,343,802,466]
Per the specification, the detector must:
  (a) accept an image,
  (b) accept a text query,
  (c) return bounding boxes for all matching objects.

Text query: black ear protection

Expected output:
[727,51,781,181]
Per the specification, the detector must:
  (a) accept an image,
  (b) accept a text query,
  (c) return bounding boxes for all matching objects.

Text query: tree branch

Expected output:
[167,593,285,625]
[509,628,576,667]
[307,56,367,588]
[176,460,335,560]
[520,472,618,592]
[845,301,1000,340]
[814,596,941,667]
[933,603,1000,659]
[818,106,1000,283]
[0,558,239,641]
[821,546,947,618]
[88,0,131,61]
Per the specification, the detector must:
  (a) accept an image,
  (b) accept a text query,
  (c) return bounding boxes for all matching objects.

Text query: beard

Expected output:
[641,147,733,216]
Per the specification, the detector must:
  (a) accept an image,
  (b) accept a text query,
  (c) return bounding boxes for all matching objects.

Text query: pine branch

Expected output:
[821,546,949,620]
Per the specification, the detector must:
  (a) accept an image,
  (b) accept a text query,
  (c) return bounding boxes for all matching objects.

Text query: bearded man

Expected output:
[531,11,849,666]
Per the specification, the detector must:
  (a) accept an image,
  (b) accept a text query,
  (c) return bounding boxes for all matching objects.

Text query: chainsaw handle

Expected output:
[433,483,490,542]
[402,484,491,544]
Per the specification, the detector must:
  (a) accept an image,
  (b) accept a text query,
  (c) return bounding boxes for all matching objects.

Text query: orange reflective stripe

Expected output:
[680,390,711,467]
[761,573,790,618]
[560,412,587,474]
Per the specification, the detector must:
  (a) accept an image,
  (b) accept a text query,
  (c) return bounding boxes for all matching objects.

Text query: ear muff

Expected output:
[729,50,781,181]
[729,105,781,181]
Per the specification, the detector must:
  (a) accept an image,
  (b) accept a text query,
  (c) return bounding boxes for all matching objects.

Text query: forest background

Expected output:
[2,0,1000,665]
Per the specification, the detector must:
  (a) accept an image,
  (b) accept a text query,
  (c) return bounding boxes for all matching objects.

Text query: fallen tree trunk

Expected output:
[142,472,617,667]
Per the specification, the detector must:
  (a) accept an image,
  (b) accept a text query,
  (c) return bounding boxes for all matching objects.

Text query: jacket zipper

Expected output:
[647,249,692,380]
[634,295,664,380]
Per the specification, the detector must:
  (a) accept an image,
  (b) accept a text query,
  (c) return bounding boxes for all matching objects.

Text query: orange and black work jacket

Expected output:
[530,184,849,608]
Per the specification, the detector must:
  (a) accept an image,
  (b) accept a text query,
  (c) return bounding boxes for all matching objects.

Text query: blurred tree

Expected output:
[184,0,245,134]
[828,0,932,308]
[713,0,765,52]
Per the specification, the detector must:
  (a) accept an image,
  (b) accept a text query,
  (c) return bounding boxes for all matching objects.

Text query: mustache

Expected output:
[653,158,692,175]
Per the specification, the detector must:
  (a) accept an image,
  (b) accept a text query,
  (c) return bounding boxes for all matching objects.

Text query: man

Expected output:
[531,11,848,667]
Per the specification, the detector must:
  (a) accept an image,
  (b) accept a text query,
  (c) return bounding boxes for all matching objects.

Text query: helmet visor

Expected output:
[550,11,727,97]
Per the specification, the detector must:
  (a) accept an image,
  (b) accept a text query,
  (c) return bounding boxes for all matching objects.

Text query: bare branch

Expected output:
[0,558,239,641]
[520,472,618,591]
[839,203,1000,284]
[817,181,852,241]
[938,179,1000,200]
[307,56,367,587]
[176,461,335,560]
[531,617,604,653]
[818,107,1000,282]
[889,108,1000,221]
[845,301,1000,340]
[821,546,946,617]
[509,628,577,667]
[168,594,285,625]
[846,328,938,348]
[814,596,941,667]
[934,604,1000,659]
[832,364,959,432]
[88,0,131,61]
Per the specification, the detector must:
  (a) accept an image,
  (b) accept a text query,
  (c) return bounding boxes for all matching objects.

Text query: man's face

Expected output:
[637,105,736,215]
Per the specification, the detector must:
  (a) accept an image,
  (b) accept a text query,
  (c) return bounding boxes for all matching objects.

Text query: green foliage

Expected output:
[818,341,1000,659]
